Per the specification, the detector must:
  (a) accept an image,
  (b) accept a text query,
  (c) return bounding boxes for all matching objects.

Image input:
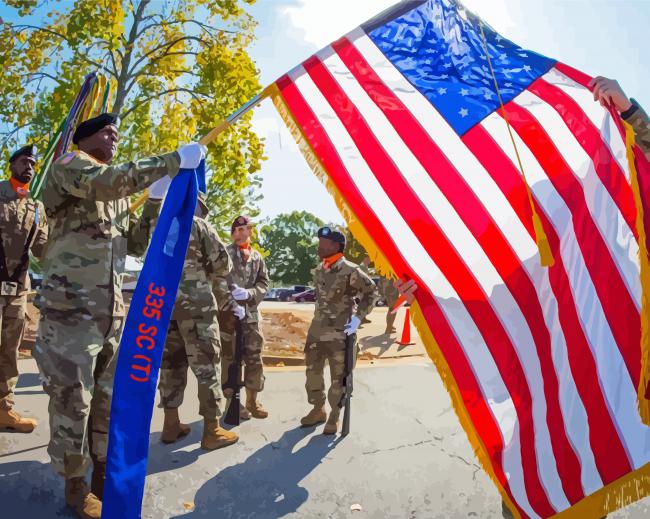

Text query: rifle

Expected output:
[340,331,356,436]
[223,318,245,426]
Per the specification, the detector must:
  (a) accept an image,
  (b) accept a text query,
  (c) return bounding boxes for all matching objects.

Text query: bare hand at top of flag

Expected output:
[589,76,633,112]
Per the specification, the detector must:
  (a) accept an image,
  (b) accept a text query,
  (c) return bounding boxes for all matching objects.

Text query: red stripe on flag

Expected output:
[303,55,557,516]
[501,102,641,388]
[333,36,584,504]
[465,123,633,484]
[276,73,525,515]
[528,78,638,239]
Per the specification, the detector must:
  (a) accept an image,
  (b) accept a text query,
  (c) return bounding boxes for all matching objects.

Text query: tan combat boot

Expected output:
[65,477,102,519]
[160,408,191,444]
[239,402,251,420]
[323,410,340,435]
[300,406,326,427]
[246,390,269,419]
[201,419,239,451]
[0,408,37,433]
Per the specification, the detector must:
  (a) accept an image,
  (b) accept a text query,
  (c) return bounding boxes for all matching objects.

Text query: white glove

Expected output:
[148,175,172,200]
[343,315,361,336]
[231,285,249,301]
[233,304,246,321]
[177,142,207,169]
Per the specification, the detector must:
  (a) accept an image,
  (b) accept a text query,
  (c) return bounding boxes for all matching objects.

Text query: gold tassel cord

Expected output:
[478,22,554,267]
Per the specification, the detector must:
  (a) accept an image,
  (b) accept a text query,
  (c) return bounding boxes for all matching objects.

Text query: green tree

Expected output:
[0,0,264,227]
[259,211,324,286]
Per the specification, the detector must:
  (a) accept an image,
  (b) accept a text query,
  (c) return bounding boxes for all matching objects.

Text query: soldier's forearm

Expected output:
[126,199,162,256]
[624,102,650,159]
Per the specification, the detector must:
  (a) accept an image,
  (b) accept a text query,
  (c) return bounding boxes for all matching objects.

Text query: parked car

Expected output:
[29,272,42,290]
[263,288,282,301]
[276,288,295,302]
[291,288,316,303]
[371,277,387,306]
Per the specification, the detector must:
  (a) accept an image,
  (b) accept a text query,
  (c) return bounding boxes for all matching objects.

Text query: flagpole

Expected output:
[129,86,272,213]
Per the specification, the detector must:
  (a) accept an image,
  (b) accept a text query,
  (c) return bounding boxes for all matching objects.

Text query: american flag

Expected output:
[269,0,650,517]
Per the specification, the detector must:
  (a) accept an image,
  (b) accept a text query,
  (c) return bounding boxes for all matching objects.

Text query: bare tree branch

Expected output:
[120,87,211,119]
[11,23,70,43]
[128,35,207,74]
[136,18,238,40]
[20,71,62,85]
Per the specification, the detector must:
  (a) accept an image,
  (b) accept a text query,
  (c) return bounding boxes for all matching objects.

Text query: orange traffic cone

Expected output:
[397,307,415,346]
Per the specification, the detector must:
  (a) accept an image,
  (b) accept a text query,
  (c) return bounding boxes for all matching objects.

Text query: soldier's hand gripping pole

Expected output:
[224,318,245,426]
[340,331,355,437]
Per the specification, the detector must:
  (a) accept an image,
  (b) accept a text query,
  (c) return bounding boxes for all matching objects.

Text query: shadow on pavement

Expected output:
[0,459,74,517]
[359,334,394,357]
[172,426,338,519]
[147,419,205,476]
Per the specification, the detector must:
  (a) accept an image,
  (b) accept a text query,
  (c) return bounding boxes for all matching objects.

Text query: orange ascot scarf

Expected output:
[9,178,29,199]
[239,242,251,261]
[322,252,344,270]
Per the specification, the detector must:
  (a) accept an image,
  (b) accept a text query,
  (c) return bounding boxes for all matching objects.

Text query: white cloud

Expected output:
[282,0,397,49]
[282,0,521,50]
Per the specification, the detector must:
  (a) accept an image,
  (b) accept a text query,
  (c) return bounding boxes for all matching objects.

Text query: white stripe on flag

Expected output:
[513,89,641,309]
[317,46,571,511]
[481,112,650,470]
[542,69,631,183]
[350,28,604,495]
[288,64,539,519]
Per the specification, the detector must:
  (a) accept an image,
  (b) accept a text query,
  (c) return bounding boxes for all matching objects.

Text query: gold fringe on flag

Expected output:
[623,121,650,427]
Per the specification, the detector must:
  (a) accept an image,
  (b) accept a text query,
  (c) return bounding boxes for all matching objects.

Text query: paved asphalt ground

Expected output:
[1,358,648,518]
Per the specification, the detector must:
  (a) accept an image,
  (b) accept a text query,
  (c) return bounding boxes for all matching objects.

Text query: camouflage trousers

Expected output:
[158,317,224,419]
[34,310,123,479]
[304,337,358,410]
[0,295,26,411]
[220,320,265,392]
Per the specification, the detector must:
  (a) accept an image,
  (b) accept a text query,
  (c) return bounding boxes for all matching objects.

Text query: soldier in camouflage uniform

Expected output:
[379,276,400,335]
[301,227,376,435]
[220,215,270,420]
[590,76,649,158]
[0,145,48,433]
[33,112,205,519]
[158,192,241,451]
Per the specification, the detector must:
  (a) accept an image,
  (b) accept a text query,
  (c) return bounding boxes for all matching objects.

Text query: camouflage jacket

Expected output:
[379,276,400,307]
[225,243,269,323]
[308,257,377,343]
[172,215,236,321]
[623,100,650,157]
[37,149,180,320]
[0,180,48,296]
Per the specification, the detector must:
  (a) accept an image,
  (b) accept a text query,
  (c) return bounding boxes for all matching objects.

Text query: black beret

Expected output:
[9,144,37,163]
[317,226,346,246]
[72,113,118,145]
[231,215,253,233]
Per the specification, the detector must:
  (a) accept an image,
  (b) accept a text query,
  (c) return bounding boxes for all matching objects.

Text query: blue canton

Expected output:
[365,0,556,136]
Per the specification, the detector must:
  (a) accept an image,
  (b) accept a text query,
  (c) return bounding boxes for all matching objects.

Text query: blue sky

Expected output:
[247,0,650,224]
[2,1,649,224]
